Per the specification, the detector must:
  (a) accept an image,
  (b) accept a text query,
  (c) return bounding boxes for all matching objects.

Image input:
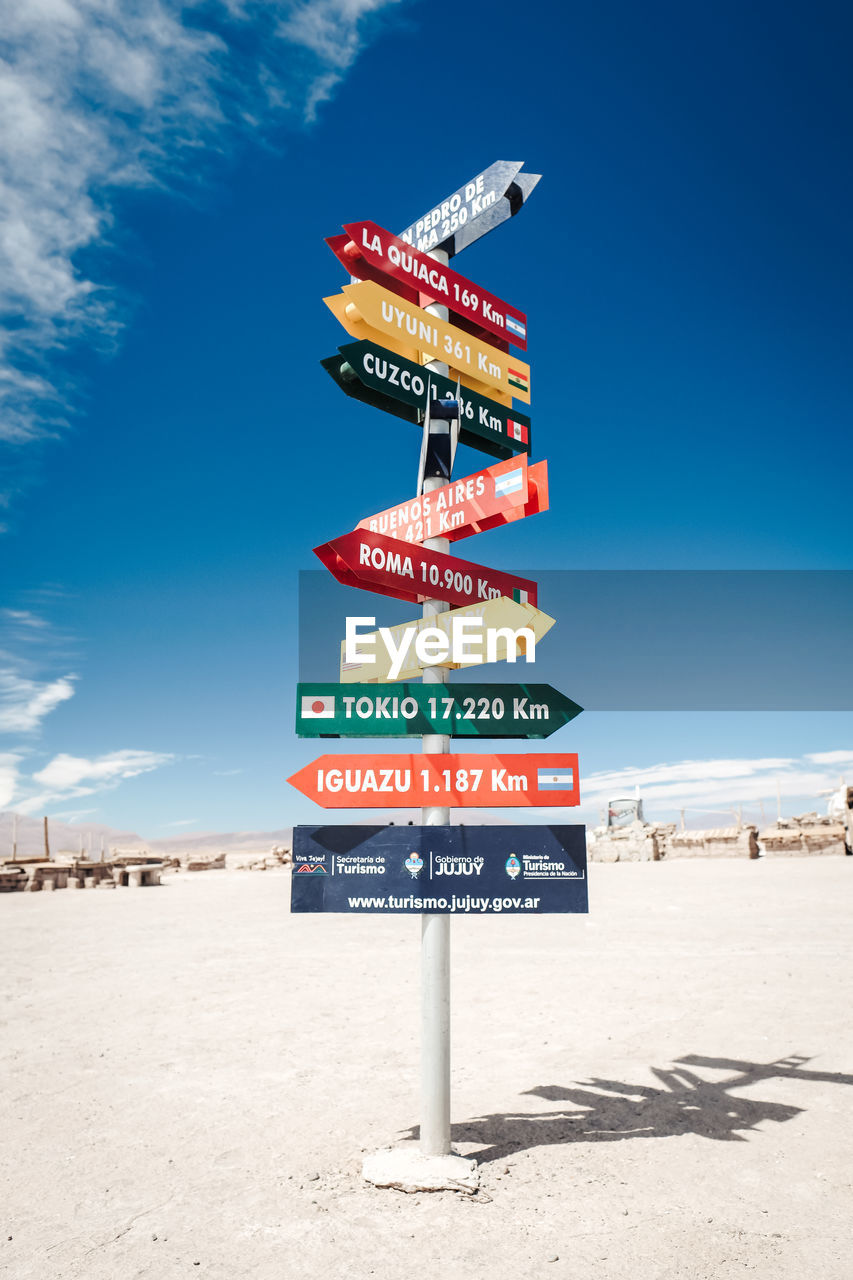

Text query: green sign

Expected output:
[321,340,532,460]
[296,683,582,739]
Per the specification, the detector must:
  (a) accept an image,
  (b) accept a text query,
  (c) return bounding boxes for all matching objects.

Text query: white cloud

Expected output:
[0,753,21,807]
[578,750,853,825]
[1,609,48,629]
[277,0,401,118]
[17,746,175,812]
[0,0,404,448]
[582,756,796,796]
[806,749,853,766]
[32,748,173,789]
[0,670,76,732]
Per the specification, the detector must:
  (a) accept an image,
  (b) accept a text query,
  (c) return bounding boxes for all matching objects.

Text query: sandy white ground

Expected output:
[1,857,851,1279]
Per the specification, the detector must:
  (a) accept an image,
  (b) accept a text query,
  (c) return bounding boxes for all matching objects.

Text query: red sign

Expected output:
[314,529,538,609]
[326,233,510,355]
[287,753,580,808]
[356,457,549,545]
[329,219,528,352]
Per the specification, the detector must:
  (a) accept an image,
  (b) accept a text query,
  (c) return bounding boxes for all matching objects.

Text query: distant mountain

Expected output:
[147,828,293,856]
[0,811,147,860]
[0,811,296,861]
[0,808,516,863]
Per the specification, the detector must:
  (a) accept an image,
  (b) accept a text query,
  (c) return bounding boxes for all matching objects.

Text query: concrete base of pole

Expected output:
[362,1145,479,1194]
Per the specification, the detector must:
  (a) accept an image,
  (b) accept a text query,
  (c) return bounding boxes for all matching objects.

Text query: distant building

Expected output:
[607,795,645,828]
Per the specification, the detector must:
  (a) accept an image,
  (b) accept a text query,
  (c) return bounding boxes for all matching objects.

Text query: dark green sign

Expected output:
[296,683,581,739]
[321,340,532,460]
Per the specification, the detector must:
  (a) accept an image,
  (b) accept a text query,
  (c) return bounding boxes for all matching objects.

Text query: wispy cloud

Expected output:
[578,750,852,825]
[0,753,21,808]
[0,670,76,732]
[276,0,403,118]
[807,749,853,767]
[0,596,175,815]
[0,0,404,459]
[1,609,49,630]
[0,594,79,735]
[17,747,175,813]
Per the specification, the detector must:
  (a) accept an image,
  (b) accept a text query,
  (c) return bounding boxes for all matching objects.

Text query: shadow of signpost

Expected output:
[403,1054,853,1164]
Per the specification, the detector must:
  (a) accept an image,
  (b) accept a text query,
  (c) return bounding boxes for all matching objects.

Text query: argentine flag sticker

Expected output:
[494,467,524,499]
[537,768,574,791]
[505,314,527,342]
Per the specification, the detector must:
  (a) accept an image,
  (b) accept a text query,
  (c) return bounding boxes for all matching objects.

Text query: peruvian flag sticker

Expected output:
[301,695,335,719]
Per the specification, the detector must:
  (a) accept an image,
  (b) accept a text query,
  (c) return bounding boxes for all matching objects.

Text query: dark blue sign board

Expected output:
[291,825,588,915]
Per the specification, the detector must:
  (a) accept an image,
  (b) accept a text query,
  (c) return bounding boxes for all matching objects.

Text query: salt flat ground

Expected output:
[1,857,851,1280]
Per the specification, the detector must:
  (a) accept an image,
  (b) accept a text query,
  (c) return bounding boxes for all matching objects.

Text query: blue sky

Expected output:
[1,0,851,837]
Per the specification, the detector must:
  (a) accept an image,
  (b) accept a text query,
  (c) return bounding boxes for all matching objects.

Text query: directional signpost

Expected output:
[396,159,541,257]
[297,683,583,738]
[322,340,531,458]
[294,160,587,1191]
[287,752,580,808]
[324,280,532,404]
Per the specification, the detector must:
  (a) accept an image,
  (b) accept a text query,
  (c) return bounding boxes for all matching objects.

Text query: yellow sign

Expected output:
[323,280,531,405]
[340,596,555,683]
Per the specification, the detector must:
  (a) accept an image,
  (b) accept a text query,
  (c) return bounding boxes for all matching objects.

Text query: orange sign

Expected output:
[287,753,580,808]
[324,280,531,404]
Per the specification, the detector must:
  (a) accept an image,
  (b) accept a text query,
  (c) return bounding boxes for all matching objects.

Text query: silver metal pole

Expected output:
[420,249,452,1157]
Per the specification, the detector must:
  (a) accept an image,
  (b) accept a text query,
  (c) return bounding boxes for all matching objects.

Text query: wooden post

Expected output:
[43,815,51,861]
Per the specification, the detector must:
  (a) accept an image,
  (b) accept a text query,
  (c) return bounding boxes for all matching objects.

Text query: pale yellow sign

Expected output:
[323,280,531,405]
[339,596,555,683]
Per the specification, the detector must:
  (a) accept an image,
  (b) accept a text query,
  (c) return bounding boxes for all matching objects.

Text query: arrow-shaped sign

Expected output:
[321,341,531,459]
[324,280,532,404]
[287,752,579,808]
[397,160,541,258]
[296,683,583,739]
[335,221,528,351]
[327,233,509,355]
[314,528,538,610]
[339,597,555,683]
[357,455,548,546]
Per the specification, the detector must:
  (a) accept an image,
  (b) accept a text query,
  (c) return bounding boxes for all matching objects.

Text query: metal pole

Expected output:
[420,606,450,1155]
[420,249,452,1158]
